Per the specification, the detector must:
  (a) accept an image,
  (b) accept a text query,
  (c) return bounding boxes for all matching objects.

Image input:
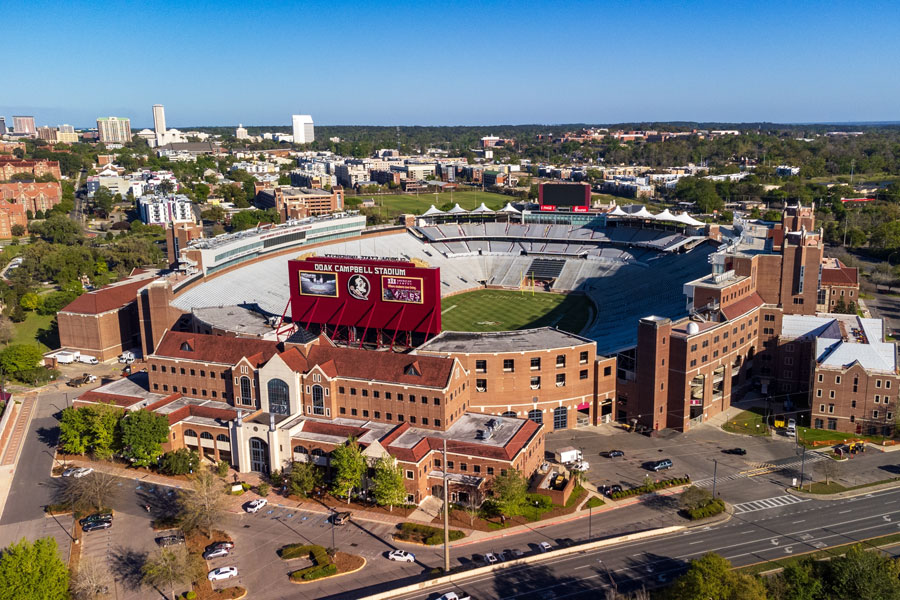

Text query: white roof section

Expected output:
[499,202,521,214]
[631,206,655,219]
[471,202,493,213]
[653,208,677,221]
[421,205,445,216]
[447,203,468,214]
[674,212,705,226]
[784,314,896,373]
[608,205,627,216]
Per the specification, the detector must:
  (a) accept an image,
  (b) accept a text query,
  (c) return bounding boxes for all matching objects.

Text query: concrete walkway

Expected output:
[408,495,443,524]
[0,393,38,520]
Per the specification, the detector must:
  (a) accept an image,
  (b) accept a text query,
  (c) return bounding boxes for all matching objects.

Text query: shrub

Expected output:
[160,449,200,476]
[241,482,251,491]
[396,522,465,545]
[216,460,229,477]
[525,493,553,510]
[609,477,690,500]
[685,498,726,520]
[281,543,340,581]
[257,483,270,497]
[184,592,197,600]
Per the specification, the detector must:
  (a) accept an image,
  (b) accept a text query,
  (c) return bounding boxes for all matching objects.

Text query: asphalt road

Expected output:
[384,486,900,600]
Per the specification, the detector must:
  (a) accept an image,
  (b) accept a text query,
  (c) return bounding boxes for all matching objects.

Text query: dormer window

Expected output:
[404,361,421,376]
[180,341,193,352]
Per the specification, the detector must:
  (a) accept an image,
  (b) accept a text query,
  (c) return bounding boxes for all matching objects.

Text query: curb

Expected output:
[289,556,367,585]
[787,479,900,500]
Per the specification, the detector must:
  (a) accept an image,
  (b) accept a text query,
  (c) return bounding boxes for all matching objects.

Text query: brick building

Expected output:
[0,158,62,181]
[0,182,62,213]
[255,186,344,220]
[0,199,27,238]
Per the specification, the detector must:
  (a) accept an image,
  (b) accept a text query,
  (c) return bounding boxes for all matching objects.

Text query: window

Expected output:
[877,379,882,388]
[876,395,881,404]
[887,381,893,389]
[240,376,252,404]
[397,394,404,401]
[528,408,542,424]
[874,410,880,419]
[363,410,369,417]
[690,359,697,367]
[409,416,415,424]
[339,407,347,415]
[553,406,567,430]
[199,431,213,440]
[580,351,589,364]
[830,390,835,399]
[460,463,467,472]
[180,368,185,375]
[476,379,487,392]
[362,389,368,397]
[422,418,428,425]
[690,344,697,352]
[765,314,775,322]
[267,379,290,415]
[374,411,381,418]
[556,355,566,368]
[817,374,823,383]
[447,461,454,470]
[151,364,157,372]
[406,470,414,479]
[487,466,494,475]
[827,418,837,430]
[190,369,196,376]
[580,369,588,380]
[435,459,441,468]
[836,376,842,385]
[311,385,325,416]
[852,400,857,408]
[435,419,441,427]
[474,464,481,474]
[409,395,416,403]
[434,398,440,405]
[373,391,380,398]
[814,418,823,429]
[475,360,487,373]
[184,429,198,438]
[530,357,541,370]
[603,366,612,377]
[200,370,205,377]
[828,404,835,414]
[294,445,308,455]
[556,373,566,387]
[352,408,358,416]
[217,434,229,442]
[350,388,357,396]
[816,389,822,398]
[530,376,541,389]
[385,392,392,400]
[503,359,515,372]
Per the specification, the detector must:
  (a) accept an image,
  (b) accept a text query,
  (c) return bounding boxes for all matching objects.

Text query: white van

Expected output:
[78,354,99,365]
[786,418,796,437]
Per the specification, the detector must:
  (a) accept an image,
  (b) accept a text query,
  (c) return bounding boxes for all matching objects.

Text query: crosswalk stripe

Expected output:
[733,494,810,514]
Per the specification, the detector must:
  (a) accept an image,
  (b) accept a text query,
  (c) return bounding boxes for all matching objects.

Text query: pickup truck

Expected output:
[66,373,97,387]
[437,593,472,600]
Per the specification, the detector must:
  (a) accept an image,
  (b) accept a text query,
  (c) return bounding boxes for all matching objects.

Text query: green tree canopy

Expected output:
[0,344,44,379]
[668,553,766,600]
[491,468,528,516]
[288,460,323,498]
[330,436,366,502]
[119,409,170,467]
[371,455,407,511]
[0,537,69,600]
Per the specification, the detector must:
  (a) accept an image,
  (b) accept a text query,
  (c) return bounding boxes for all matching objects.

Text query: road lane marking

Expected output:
[792,520,805,524]
[839,510,851,514]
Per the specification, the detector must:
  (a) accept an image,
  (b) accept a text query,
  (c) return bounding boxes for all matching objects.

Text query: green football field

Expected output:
[439,289,593,334]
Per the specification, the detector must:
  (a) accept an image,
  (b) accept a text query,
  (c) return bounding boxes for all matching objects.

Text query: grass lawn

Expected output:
[12,312,56,351]
[353,190,511,217]
[585,497,606,509]
[440,289,592,334]
[722,409,770,437]
[797,427,888,447]
[803,476,900,495]
[739,531,900,576]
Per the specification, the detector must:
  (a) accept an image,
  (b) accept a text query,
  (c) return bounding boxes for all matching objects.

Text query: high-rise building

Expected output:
[37,126,57,142]
[235,124,248,140]
[13,116,36,135]
[0,117,6,134]
[57,125,79,144]
[291,114,315,144]
[96,117,133,144]
[152,104,166,136]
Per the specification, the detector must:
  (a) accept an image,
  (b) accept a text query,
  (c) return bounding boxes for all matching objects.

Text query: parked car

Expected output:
[510,548,524,558]
[203,546,232,560]
[206,541,235,552]
[156,534,185,548]
[82,520,111,533]
[244,498,267,513]
[207,566,238,581]
[72,467,94,478]
[607,450,625,458]
[599,484,623,497]
[539,541,553,553]
[387,549,415,562]
[723,448,747,456]
[649,459,673,472]
[61,467,78,477]
[437,593,471,600]
[332,511,351,525]
[572,461,590,471]
[66,373,97,387]
[79,512,113,527]
[484,552,499,565]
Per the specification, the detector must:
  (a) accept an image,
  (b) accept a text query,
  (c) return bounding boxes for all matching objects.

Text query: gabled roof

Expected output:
[721,292,764,321]
[61,277,153,315]
[153,330,279,367]
[305,345,454,388]
[821,265,858,286]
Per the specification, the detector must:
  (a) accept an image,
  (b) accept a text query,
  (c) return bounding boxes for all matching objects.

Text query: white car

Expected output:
[437,593,472,600]
[539,541,553,553]
[484,552,499,565]
[207,566,238,581]
[203,547,231,560]
[387,549,415,562]
[572,461,590,471]
[72,467,94,478]
[61,468,78,477]
[244,498,267,513]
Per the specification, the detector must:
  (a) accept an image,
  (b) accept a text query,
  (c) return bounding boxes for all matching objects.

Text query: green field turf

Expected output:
[354,190,511,217]
[440,289,592,334]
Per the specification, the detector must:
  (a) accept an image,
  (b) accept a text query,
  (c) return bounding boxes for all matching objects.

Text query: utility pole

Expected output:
[442,438,450,574]
[798,446,807,490]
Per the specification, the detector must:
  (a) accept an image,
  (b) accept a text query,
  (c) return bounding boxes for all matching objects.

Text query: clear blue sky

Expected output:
[3,0,899,127]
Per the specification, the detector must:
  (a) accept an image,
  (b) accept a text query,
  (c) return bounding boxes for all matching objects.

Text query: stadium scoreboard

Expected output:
[538,182,591,208]
[289,256,442,336]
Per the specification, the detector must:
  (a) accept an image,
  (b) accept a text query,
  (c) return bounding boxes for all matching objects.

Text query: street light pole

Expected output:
[798,446,807,490]
[442,438,450,574]
[588,505,592,541]
[712,459,718,498]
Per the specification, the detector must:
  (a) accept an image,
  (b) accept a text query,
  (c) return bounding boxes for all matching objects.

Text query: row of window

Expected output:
[475,371,586,392]
[183,430,229,442]
[154,363,226,379]
[336,405,441,426]
[474,352,588,373]
[338,386,443,405]
[153,383,230,400]
[817,373,893,389]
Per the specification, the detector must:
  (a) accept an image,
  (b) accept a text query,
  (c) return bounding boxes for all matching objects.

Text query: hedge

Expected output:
[395,522,466,545]
[685,498,726,520]
[609,477,690,500]
[280,543,338,581]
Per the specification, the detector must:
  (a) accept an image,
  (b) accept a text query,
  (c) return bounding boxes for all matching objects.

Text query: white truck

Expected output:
[555,446,582,465]
[437,593,472,600]
[78,354,99,365]
[118,351,135,364]
[54,351,81,365]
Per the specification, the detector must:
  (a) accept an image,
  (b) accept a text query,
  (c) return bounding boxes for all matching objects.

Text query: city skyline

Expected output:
[3,1,900,126]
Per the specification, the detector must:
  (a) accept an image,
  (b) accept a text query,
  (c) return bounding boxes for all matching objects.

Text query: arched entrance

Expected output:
[249,437,269,473]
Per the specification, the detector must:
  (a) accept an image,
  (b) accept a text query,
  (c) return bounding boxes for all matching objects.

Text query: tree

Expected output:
[816,458,843,486]
[200,205,226,223]
[0,537,69,600]
[58,406,90,455]
[178,467,227,538]
[160,448,200,476]
[193,183,210,203]
[371,455,407,511]
[92,187,114,217]
[679,485,713,511]
[28,214,83,244]
[10,224,25,237]
[330,436,366,503]
[0,316,15,346]
[141,547,199,600]
[491,468,528,516]
[119,409,169,467]
[288,460,322,498]
[0,344,43,380]
[19,292,41,311]
[825,544,900,600]
[58,471,119,514]
[668,553,766,600]
[768,558,823,600]
[70,557,113,600]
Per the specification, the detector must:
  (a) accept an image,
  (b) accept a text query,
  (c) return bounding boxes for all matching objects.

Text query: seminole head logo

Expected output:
[347,274,370,300]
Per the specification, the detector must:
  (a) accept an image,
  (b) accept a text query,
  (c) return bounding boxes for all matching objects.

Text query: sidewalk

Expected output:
[0,393,38,520]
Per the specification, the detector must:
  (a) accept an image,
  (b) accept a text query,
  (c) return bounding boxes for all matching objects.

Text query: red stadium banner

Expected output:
[289,256,441,335]
[573,206,589,213]
[539,204,556,212]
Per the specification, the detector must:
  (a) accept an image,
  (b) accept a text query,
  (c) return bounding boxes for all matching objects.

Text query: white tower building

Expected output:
[291,114,315,144]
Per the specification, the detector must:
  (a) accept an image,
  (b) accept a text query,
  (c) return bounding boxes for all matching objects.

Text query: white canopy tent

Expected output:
[471,202,494,214]
[499,202,521,213]
[447,203,468,214]
[421,205,445,216]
